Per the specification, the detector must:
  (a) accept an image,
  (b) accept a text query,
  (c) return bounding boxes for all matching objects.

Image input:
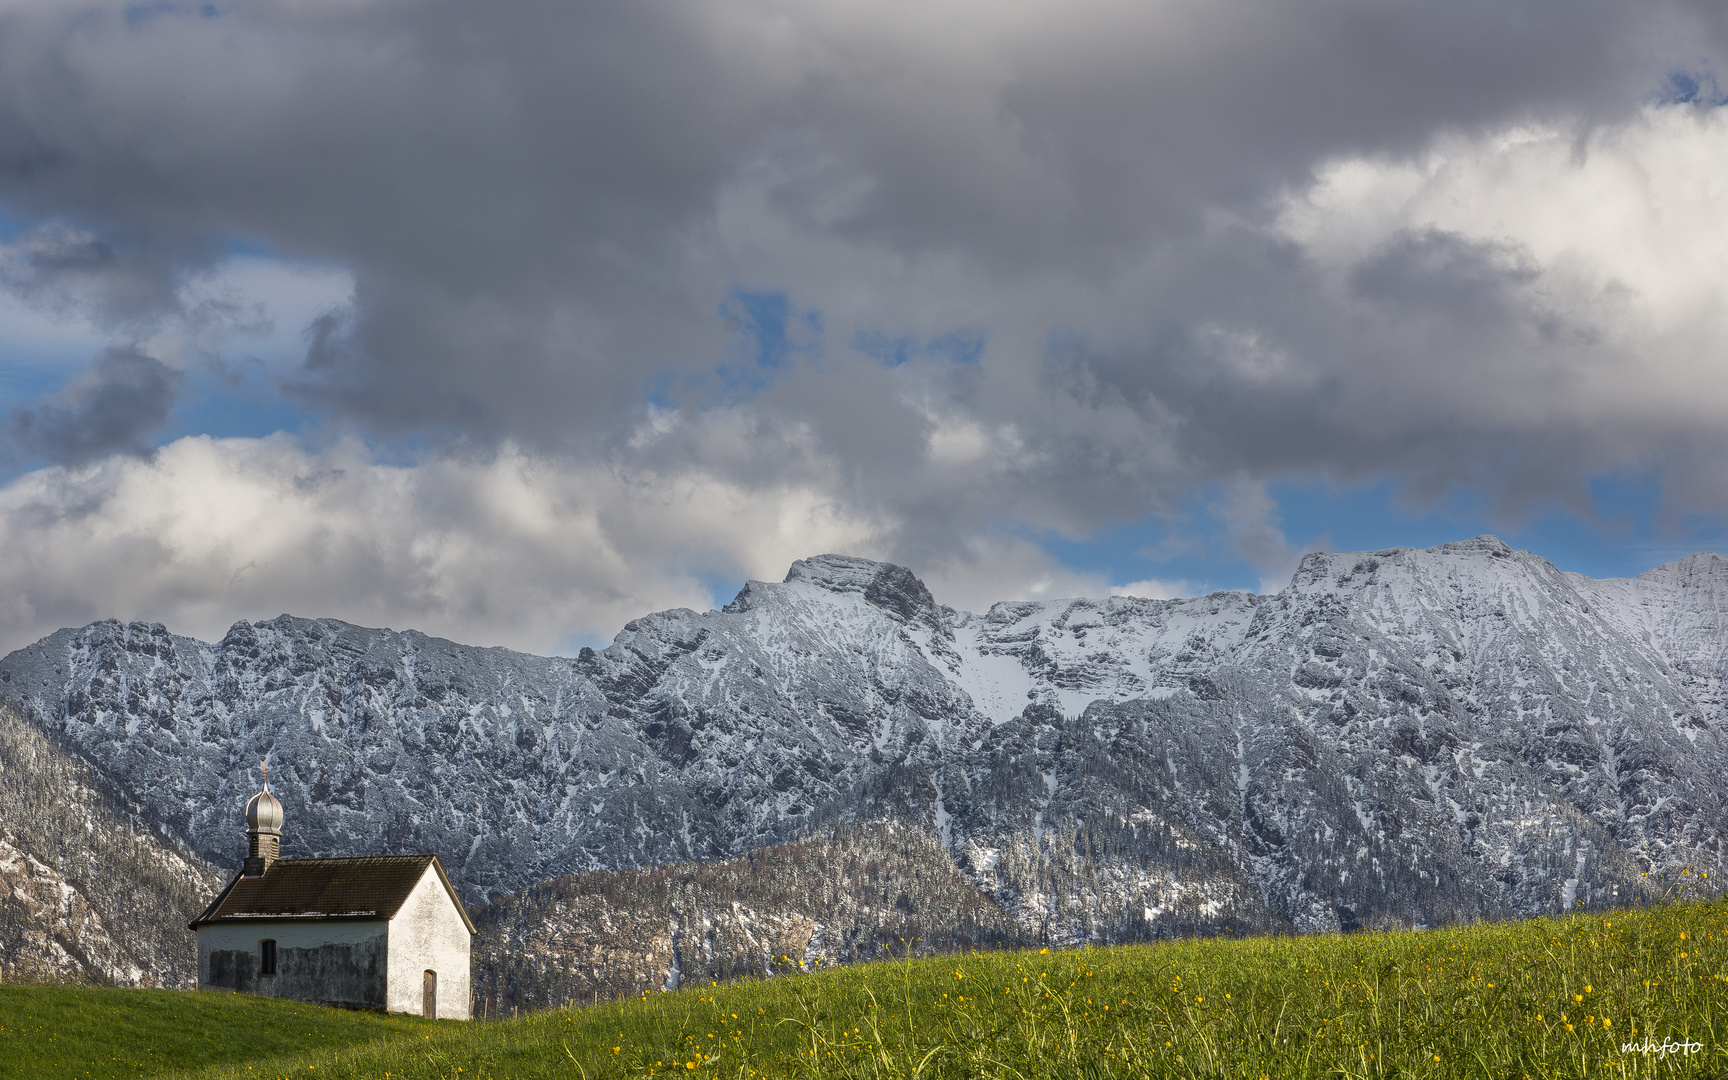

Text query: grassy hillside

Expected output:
[0,984,434,1078]
[7,894,1725,1079]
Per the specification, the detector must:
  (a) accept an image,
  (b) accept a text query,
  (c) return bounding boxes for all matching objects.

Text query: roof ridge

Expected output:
[273,854,435,862]
[188,853,459,930]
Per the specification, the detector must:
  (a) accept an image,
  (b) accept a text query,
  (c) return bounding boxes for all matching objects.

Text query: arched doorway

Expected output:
[423,970,437,1019]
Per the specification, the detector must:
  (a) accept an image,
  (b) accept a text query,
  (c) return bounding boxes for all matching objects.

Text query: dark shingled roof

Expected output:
[188,855,476,933]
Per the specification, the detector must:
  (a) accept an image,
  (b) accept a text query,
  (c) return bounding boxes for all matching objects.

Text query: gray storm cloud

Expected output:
[0,0,1726,649]
[9,348,181,466]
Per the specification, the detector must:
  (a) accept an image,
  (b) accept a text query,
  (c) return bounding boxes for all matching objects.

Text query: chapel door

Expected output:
[423,970,437,1019]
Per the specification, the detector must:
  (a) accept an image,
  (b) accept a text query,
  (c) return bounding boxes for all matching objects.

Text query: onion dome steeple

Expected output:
[242,761,284,877]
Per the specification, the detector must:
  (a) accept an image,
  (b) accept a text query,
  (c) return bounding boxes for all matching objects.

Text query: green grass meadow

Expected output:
[0,983,432,1078]
[4,896,1724,1079]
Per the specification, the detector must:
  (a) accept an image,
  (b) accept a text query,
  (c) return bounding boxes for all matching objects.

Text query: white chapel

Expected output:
[189,766,475,1019]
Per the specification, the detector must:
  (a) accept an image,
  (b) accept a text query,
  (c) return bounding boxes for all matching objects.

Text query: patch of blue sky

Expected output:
[651,289,982,407]
[219,234,295,260]
[121,1,216,26]
[123,1,178,25]
[721,288,822,371]
[699,569,749,613]
[0,242,352,481]
[927,330,984,366]
[639,368,682,411]
[645,287,824,407]
[0,301,111,404]
[0,360,316,481]
[665,287,826,402]
[853,327,984,368]
[1029,503,1262,599]
[0,366,66,404]
[159,360,318,445]
[1038,473,1728,600]
[0,348,87,404]
[1279,474,1726,577]
[853,330,916,368]
[1654,68,1728,107]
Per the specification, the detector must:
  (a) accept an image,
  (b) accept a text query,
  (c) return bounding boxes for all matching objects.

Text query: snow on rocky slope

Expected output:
[0,702,221,985]
[2,537,1723,940]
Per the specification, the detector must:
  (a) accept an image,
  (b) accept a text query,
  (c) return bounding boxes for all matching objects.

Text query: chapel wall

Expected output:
[386,867,472,1019]
[196,921,389,1011]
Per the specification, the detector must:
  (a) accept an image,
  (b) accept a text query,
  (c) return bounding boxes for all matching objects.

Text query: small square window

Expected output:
[260,939,277,976]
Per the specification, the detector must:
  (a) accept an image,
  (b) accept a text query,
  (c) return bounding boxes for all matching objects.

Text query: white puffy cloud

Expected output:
[0,434,883,654]
[0,428,1211,653]
[1262,103,1728,508]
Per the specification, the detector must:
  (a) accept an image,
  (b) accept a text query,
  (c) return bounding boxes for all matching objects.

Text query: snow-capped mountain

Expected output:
[2,537,1724,939]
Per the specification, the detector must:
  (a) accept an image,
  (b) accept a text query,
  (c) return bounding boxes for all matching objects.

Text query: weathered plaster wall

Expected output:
[387,867,471,1019]
[197,921,387,1010]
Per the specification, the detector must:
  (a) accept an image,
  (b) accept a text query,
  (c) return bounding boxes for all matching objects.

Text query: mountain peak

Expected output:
[1287,535,1529,593]
[1641,549,1728,573]
[786,555,940,627]
[783,554,897,592]
[1435,535,1516,558]
[719,554,942,628]
[1634,550,1728,590]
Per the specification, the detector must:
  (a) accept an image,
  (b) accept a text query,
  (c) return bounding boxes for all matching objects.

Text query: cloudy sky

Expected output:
[0,0,1726,655]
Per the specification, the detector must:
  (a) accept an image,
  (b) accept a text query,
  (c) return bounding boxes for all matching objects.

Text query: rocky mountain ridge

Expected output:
[2,536,1724,945]
[0,702,221,986]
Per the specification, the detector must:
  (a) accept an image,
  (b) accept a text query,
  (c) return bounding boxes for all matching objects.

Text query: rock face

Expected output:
[3,539,1726,943]
[0,703,222,986]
